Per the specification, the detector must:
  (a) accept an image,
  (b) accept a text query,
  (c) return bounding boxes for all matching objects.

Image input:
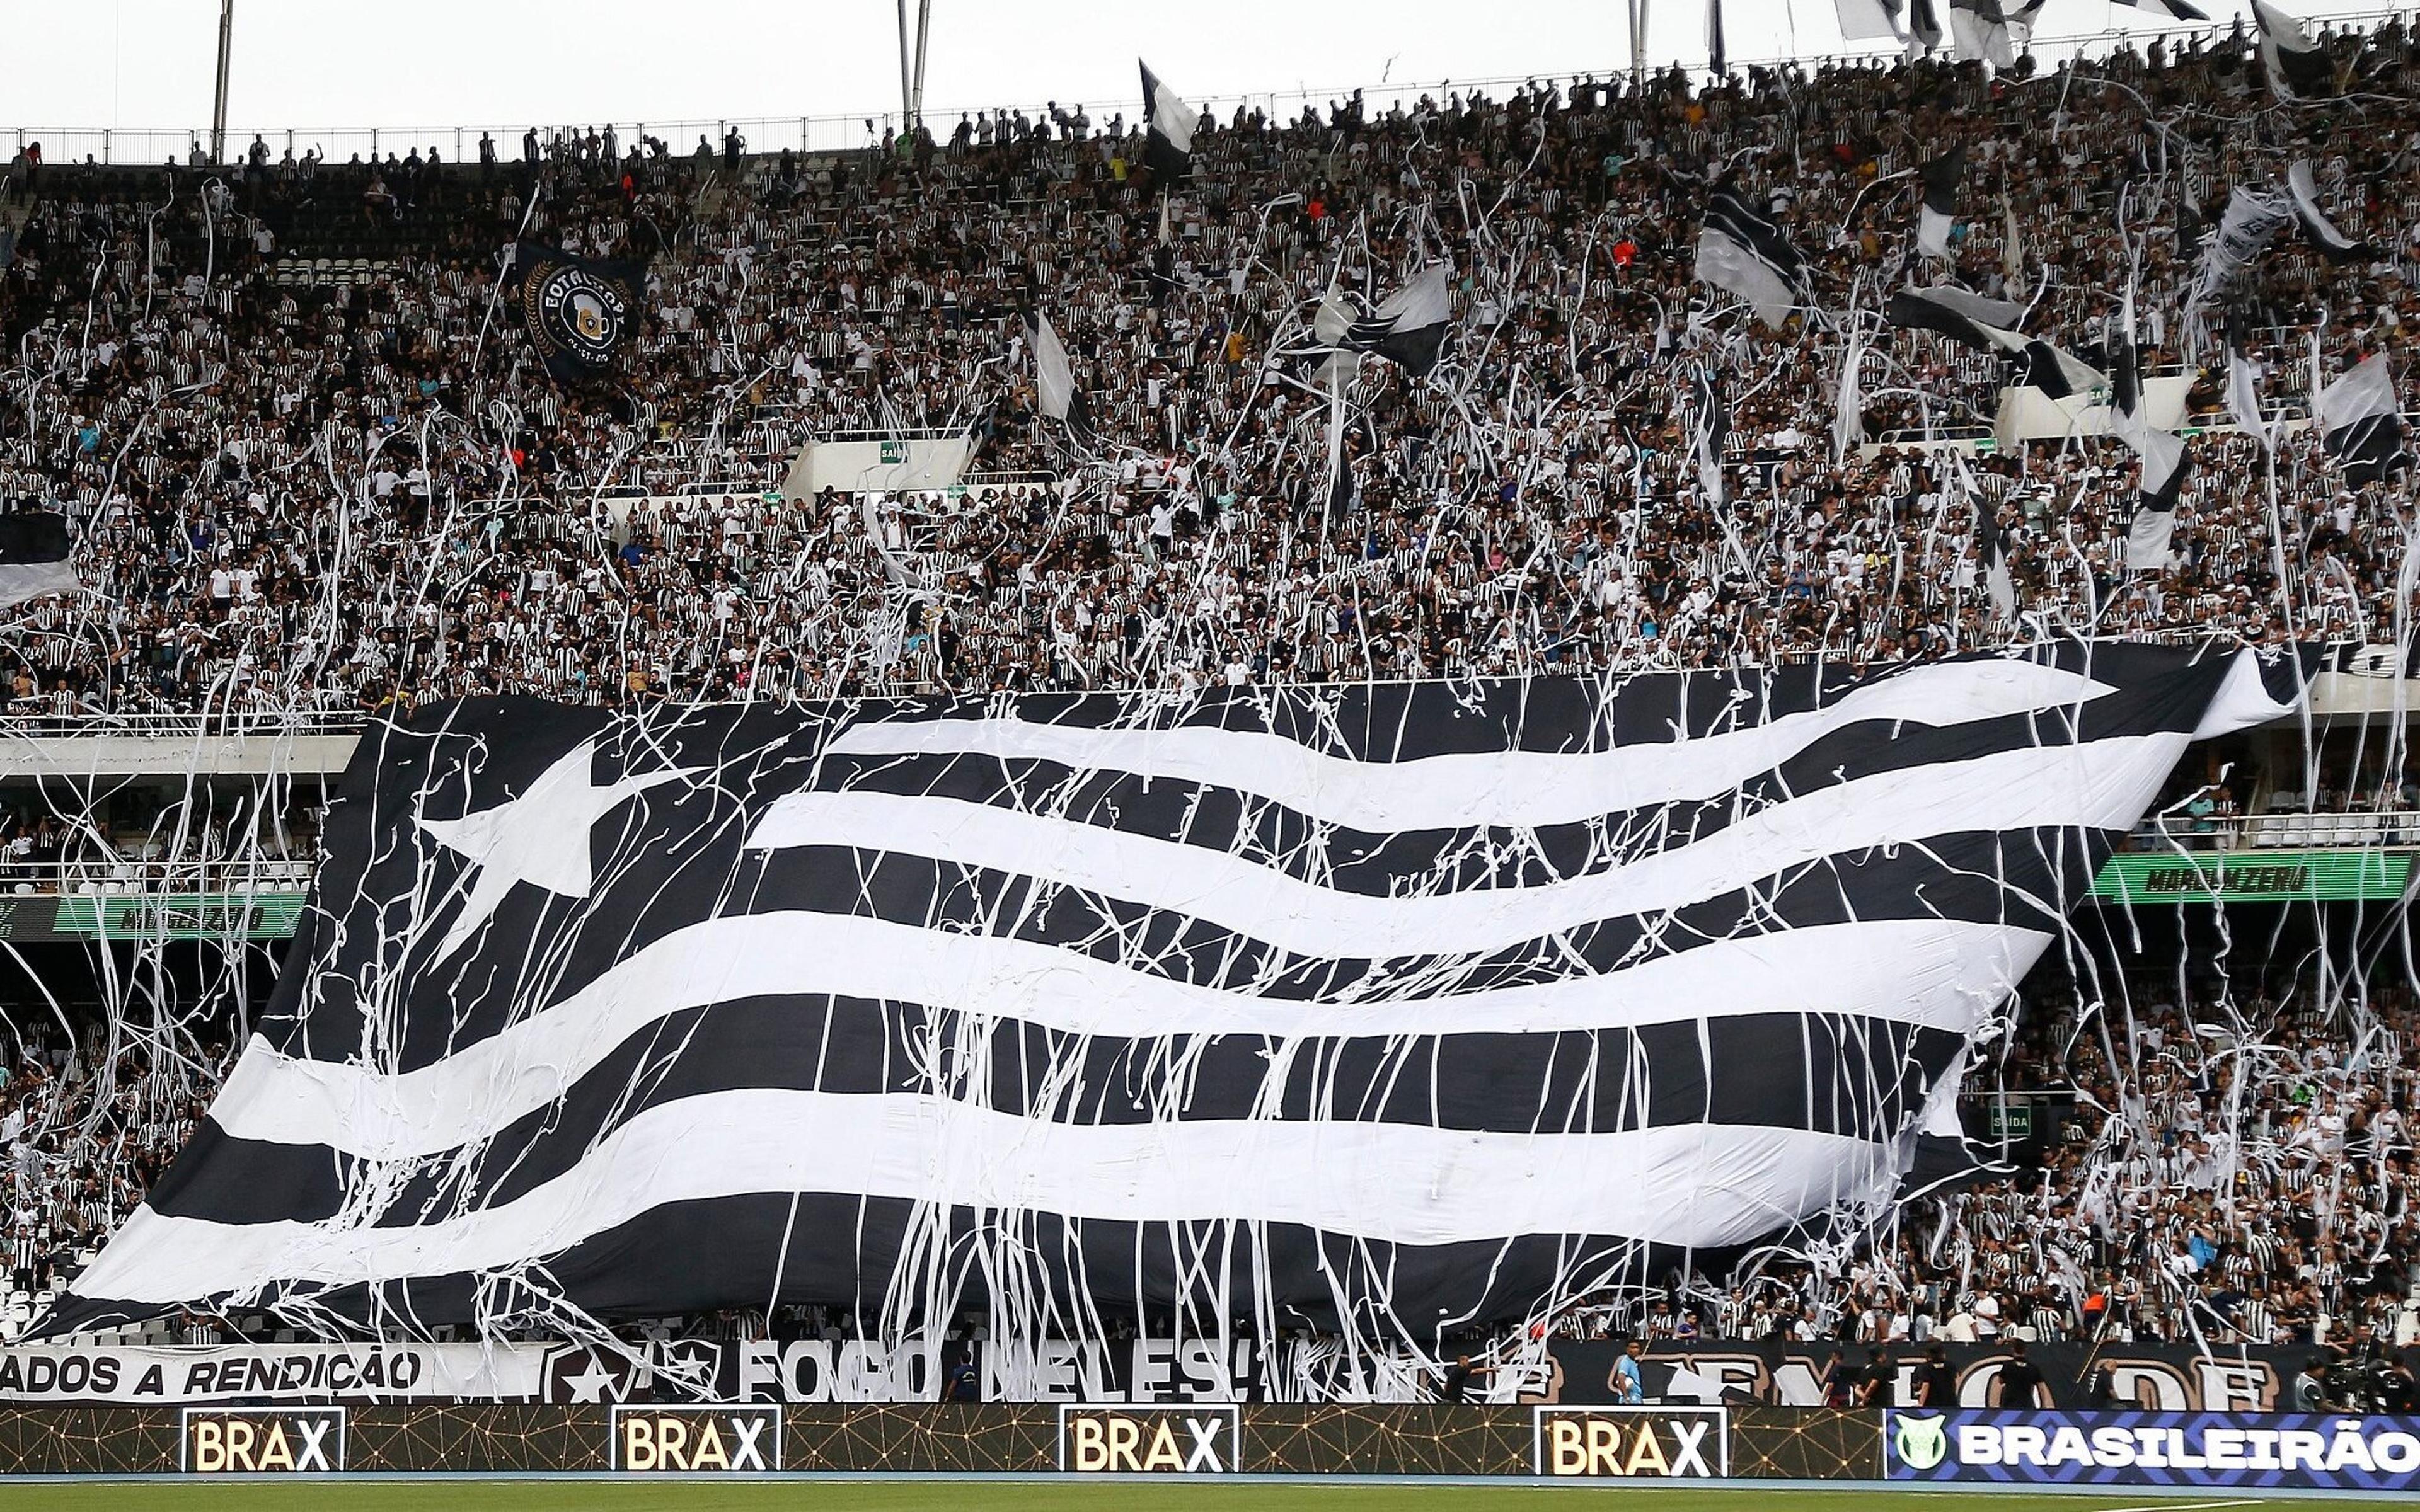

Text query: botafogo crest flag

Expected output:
[507,241,645,384]
[42,651,2302,1344]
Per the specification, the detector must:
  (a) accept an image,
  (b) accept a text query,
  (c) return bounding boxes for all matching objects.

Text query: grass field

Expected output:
[0,1486,2411,1512]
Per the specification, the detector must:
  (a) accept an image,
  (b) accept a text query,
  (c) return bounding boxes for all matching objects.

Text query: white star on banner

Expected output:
[417,738,701,963]
[558,1354,623,1404]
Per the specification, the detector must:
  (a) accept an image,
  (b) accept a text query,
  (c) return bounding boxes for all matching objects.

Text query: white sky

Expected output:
[1,0,2385,137]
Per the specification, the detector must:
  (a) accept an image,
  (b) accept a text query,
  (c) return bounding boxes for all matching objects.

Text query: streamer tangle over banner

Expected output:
[42,647,2303,1351]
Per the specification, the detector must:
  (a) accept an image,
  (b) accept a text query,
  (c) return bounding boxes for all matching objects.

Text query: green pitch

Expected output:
[0,1486,2411,1512]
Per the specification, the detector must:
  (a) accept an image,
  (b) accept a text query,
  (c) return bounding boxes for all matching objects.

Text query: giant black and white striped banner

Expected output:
[42,648,2300,1344]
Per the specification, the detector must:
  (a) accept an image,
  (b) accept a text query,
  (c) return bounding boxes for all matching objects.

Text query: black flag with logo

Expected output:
[509,241,645,384]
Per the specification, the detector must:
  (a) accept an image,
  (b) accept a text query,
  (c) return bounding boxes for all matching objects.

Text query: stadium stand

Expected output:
[1,20,2417,1376]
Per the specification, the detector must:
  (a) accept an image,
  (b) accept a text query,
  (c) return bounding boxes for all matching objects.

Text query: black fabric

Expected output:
[0,512,70,566]
[507,241,645,384]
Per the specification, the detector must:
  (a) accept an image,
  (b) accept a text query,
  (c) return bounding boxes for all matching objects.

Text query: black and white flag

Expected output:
[0,509,79,609]
[2016,338,2106,401]
[507,242,644,384]
[1886,285,2025,352]
[1139,61,1198,181]
[1973,500,2016,620]
[2286,160,2372,261]
[1696,189,1810,329]
[2185,186,2294,315]
[1026,309,1092,444]
[1707,0,1729,74]
[37,653,2302,1341]
[2107,0,2206,17]
[1948,0,2044,68]
[2315,353,2410,486]
[1835,0,1908,40]
[2255,0,2335,99]
[1908,0,1945,54]
[1339,263,1453,377]
[1690,366,1729,504]
[2225,314,2272,450]
[2124,428,2190,571]
[1916,147,1964,260]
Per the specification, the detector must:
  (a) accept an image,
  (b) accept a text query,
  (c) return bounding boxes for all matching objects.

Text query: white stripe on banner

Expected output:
[210,917,2039,1158]
[752,735,2191,958]
[826,659,2111,832]
[79,1096,1901,1303]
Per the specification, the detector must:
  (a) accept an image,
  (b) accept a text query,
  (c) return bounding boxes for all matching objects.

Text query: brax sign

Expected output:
[611,1406,780,1471]
[1059,1404,1242,1472]
[1533,1407,1729,1477]
[182,1407,345,1473]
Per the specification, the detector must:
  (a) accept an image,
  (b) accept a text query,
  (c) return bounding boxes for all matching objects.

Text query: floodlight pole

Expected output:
[896,0,933,139]
[210,0,235,164]
[1628,0,1649,83]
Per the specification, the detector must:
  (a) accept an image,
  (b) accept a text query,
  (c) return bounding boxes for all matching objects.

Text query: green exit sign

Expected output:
[1985,1102,2033,1140]
[880,440,908,464]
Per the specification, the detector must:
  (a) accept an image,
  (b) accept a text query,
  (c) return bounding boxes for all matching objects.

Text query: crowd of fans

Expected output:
[1547,976,2420,1362]
[4,20,2420,1368]
[4,20,2420,715]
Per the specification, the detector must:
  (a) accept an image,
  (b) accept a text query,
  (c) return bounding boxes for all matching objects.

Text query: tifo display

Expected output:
[4,3,2420,1495]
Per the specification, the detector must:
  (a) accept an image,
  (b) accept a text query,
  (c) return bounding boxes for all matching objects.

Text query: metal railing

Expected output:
[9,6,2406,168]
[2127,809,2420,850]
[0,857,318,896]
[0,711,364,740]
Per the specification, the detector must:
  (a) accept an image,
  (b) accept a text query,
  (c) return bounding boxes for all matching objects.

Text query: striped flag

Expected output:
[42,651,2302,1343]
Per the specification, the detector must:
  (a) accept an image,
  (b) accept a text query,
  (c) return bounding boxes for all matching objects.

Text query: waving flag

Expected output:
[1339,263,1453,377]
[2123,428,2191,570]
[1916,147,1964,260]
[1025,309,1091,443]
[2255,1,2334,98]
[1139,61,1198,180]
[0,509,79,609]
[40,654,2301,1342]
[1696,188,1809,329]
[2286,160,2372,260]
[1887,284,2025,351]
[2226,313,2273,450]
[2186,186,2294,314]
[2315,353,2410,486]
[1947,0,2044,67]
